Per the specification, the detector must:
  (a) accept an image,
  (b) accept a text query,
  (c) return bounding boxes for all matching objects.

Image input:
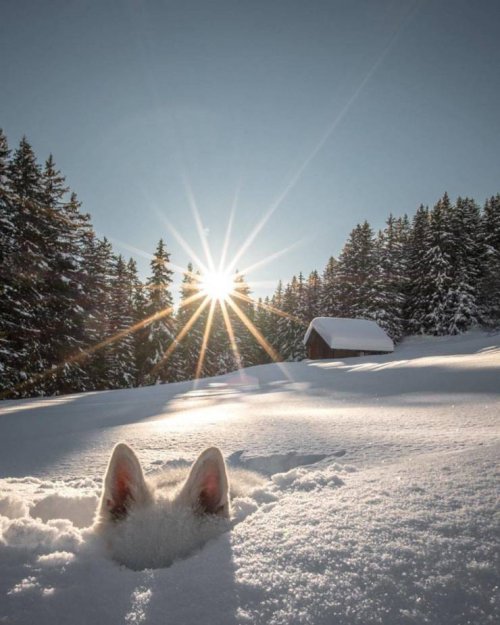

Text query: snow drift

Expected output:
[0,332,499,624]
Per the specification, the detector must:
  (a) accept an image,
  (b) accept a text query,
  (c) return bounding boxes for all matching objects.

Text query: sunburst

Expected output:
[149,177,305,384]
[4,176,306,399]
[199,270,235,302]
[125,175,304,385]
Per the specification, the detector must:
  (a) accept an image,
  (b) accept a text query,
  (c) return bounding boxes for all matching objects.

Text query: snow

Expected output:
[0,331,499,624]
[304,316,395,352]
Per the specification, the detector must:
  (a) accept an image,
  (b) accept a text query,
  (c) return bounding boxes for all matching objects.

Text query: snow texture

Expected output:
[0,331,499,624]
[303,316,395,352]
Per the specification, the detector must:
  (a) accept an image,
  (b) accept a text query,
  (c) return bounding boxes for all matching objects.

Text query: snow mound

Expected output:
[271,461,348,491]
[228,450,330,476]
[1,515,82,552]
[31,493,98,528]
[0,332,498,624]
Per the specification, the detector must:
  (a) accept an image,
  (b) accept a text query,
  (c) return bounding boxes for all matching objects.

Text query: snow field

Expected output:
[0,332,499,624]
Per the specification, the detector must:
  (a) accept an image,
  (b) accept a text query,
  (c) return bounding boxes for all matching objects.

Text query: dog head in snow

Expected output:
[94,443,230,569]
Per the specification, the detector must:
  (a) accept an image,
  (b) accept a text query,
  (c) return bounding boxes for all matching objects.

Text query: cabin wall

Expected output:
[305,329,390,360]
[332,348,364,358]
[306,330,333,359]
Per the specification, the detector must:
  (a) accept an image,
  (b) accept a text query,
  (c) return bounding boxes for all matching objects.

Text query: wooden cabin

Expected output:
[303,317,394,359]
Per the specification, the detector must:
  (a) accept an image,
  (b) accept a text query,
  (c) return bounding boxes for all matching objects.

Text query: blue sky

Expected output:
[1,0,499,299]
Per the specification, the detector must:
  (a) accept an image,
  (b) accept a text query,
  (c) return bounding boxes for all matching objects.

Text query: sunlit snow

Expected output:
[0,332,499,624]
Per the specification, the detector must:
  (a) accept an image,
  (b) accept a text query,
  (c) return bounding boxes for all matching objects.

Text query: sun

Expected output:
[199,271,235,302]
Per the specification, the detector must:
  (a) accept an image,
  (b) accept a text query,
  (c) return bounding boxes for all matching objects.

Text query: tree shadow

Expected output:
[244,335,500,403]
[1,334,497,477]
[0,377,247,477]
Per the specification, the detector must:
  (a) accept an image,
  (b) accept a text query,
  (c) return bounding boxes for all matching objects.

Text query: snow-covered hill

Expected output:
[1,332,499,624]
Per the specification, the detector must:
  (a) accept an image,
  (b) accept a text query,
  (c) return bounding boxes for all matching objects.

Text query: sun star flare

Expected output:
[199,270,236,302]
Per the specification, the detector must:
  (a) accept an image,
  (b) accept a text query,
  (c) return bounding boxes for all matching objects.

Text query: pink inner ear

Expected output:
[109,466,134,520]
[199,469,221,514]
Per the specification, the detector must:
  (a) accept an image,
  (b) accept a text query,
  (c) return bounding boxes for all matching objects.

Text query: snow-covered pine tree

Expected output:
[276,282,294,361]
[295,272,307,320]
[39,161,90,394]
[305,270,322,323]
[405,205,431,334]
[231,272,258,368]
[0,130,12,256]
[422,194,455,335]
[334,221,383,323]
[253,297,273,364]
[272,280,284,311]
[5,137,48,395]
[262,281,284,359]
[376,214,407,341]
[208,303,236,376]
[361,229,396,334]
[143,239,178,384]
[446,197,482,333]
[332,231,357,319]
[0,129,17,394]
[277,276,306,361]
[319,256,338,317]
[106,255,137,388]
[80,235,114,389]
[126,257,148,385]
[196,299,221,379]
[479,194,500,327]
[176,263,206,380]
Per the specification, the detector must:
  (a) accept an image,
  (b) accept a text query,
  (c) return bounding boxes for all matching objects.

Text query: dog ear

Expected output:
[99,443,151,522]
[178,447,229,517]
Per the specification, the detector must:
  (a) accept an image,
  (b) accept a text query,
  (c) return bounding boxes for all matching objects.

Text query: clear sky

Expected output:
[1,0,499,299]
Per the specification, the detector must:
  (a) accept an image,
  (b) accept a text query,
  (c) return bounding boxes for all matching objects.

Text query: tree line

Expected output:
[1,129,499,398]
[0,130,258,398]
[261,193,500,361]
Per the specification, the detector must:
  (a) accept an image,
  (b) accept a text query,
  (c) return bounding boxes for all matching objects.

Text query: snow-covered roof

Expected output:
[303,317,394,352]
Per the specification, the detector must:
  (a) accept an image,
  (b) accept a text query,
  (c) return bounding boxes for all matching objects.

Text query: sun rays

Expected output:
[93,3,420,388]
[3,165,311,400]
[129,169,307,385]
[122,172,302,385]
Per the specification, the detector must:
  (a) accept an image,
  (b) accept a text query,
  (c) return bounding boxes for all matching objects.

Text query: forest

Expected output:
[1,130,499,398]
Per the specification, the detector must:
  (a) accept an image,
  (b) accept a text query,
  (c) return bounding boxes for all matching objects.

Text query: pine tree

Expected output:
[446,197,481,333]
[39,162,90,394]
[277,276,306,361]
[405,205,431,334]
[231,273,257,368]
[295,272,307,321]
[143,239,178,384]
[305,270,322,322]
[421,194,455,335]
[107,255,137,388]
[0,129,17,393]
[176,263,206,380]
[81,235,114,389]
[6,137,47,394]
[253,297,273,364]
[2,135,104,396]
[189,288,231,379]
[479,195,500,326]
[334,221,382,322]
[126,258,148,384]
[266,280,284,357]
[376,215,407,341]
[320,256,338,317]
